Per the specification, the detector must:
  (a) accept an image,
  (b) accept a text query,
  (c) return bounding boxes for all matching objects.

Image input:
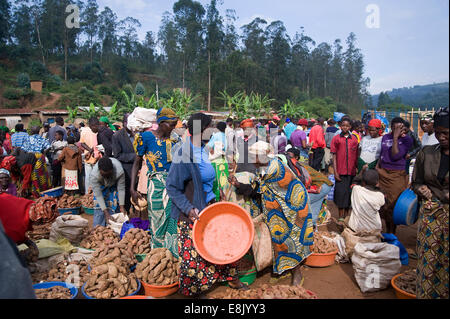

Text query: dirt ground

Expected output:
[80,199,418,299]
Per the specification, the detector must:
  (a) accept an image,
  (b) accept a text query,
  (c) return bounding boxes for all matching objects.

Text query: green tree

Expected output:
[0,0,11,45]
[82,0,99,63]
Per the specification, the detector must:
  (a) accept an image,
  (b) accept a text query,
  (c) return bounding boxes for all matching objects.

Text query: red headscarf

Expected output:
[240,119,254,128]
[298,119,308,126]
[368,119,383,136]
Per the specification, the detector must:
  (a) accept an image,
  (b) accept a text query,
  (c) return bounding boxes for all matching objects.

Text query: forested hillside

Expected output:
[1,0,371,118]
[371,82,449,109]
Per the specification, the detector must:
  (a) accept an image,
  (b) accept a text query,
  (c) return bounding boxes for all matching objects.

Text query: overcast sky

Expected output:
[97,0,449,95]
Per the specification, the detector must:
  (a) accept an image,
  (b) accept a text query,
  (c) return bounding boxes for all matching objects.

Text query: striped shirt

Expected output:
[11,132,30,148]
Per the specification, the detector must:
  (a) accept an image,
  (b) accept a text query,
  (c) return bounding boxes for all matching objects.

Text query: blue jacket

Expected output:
[166,137,207,222]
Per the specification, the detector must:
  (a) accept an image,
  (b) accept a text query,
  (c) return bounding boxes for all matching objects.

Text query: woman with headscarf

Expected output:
[0,169,17,196]
[419,112,439,147]
[166,113,246,297]
[248,141,312,284]
[412,107,449,299]
[99,116,117,131]
[357,119,383,173]
[130,107,180,257]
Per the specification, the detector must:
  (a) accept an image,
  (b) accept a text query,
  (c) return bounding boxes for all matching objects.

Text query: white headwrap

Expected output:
[127,107,158,132]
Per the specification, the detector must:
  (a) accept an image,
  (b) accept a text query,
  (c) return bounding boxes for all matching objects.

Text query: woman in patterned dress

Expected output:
[412,106,449,299]
[242,141,313,285]
[130,108,180,258]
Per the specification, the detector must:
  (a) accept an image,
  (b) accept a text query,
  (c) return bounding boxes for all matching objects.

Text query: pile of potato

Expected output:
[81,189,94,208]
[135,248,180,286]
[58,194,82,209]
[311,231,338,254]
[31,259,90,287]
[120,228,151,254]
[35,286,73,299]
[84,256,139,299]
[80,226,120,249]
[211,284,317,299]
[394,269,416,295]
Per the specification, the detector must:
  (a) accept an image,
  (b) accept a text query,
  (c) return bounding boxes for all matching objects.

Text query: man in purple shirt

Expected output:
[377,117,413,234]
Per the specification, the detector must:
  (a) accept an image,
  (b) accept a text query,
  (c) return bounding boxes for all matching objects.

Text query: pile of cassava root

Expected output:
[81,189,94,208]
[84,259,139,299]
[31,259,90,287]
[211,284,317,299]
[135,248,180,286]
[35,286,73,299]
[90,242,138,268]
[80,226,119,249]
[26,222,52,241]
[58,194,82,209]
[394,269,416,295]
[121,228,151,254]
[311,231,338,254]
[84,244,139,298]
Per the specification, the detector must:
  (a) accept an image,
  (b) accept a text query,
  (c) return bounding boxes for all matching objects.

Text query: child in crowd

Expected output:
[348,169,385,232]
[357,119,383,173]
[331,117,359,221]
[58,136,82,195]
[50,130,67,187]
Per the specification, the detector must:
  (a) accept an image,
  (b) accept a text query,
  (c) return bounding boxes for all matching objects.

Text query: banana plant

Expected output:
[66,106,78,123]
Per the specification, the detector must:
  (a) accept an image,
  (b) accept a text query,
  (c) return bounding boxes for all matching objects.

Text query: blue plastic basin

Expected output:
[41,186,63,198]
[393,189,420,226]
[33,281,78,299]
[58,207,81,215]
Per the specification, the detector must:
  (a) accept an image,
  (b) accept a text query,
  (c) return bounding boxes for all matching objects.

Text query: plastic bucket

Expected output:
[58,207,81,215]
[393,189,420,226]
[81,279,141,299]
[140,280,179,298]
[33,281,78,299]
[391,274,416,299]
[305,250,338,267]
[83,206,95,215]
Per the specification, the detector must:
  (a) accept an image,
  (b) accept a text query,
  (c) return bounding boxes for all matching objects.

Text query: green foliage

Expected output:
[2,87,33,100]
[27,118,43,134]
[79,103,107,120]
[81,62,105,84]
[3,88,22,100]
[300,97,337,119]
[30,61,50,80]
[135,82,145,95]
[17,73,30,88]
[45,75,62,90]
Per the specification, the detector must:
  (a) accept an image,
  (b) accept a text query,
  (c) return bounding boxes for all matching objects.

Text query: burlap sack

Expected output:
[341,227,382,258]
[252,215,273,272]
[49,215,89,245]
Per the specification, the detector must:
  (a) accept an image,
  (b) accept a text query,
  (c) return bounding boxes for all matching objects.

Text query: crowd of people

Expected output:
[0,106,448,299]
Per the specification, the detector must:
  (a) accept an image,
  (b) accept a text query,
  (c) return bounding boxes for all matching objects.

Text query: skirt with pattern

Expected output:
[178,220,238,296]
[416,200,449,299]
